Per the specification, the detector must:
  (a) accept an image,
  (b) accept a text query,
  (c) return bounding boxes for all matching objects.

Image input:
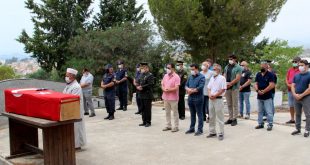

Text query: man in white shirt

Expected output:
[80,68,95,117]
[63,68,87,149]
[207,64,227,141]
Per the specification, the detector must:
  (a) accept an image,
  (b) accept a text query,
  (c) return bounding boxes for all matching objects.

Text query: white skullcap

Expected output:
[66,68,78,75]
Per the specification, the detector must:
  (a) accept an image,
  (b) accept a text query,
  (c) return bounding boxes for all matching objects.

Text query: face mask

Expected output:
[136,68,140,72]
[293,63,298,67]
[229,60,234,65]
[65,77,71,83]
[141,69,145,73]
[176,66,180,70]
[190,70,196,75]
[299,66,305,72]
[118,65,122,69]
[214,72,219,77]
[260,68,266,73]
[166,69,172,74]
[201,65,207,71]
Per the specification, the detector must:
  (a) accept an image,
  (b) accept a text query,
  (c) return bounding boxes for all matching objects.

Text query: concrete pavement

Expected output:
[0,105,310,165]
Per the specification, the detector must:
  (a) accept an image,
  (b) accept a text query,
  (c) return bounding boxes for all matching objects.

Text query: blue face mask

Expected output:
[293,63,298,67]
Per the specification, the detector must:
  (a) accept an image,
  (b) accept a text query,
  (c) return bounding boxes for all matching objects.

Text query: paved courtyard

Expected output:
[0,104,309,165]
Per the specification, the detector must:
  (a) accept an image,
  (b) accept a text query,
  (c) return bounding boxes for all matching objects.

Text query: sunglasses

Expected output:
[292,61,298,63]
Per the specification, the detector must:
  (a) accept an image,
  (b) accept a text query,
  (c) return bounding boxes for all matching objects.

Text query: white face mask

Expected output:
[190,70,196,75]
[65,77,71,83]
[214,72,219,77]
[166,69,172,74]
[201,65,207,71]
[136,68,140,72]
[229,60,234,65]
[299,66,306,72]
[176,66,180,70]
[141,69,145,73]
[118,65,123,69]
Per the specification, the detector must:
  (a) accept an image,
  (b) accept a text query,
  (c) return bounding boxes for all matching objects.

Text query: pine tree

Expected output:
[17,0,92,72]
[93,0,145,30]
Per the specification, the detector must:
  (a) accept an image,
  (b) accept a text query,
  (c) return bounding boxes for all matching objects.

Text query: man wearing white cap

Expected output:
[63,68,87,149]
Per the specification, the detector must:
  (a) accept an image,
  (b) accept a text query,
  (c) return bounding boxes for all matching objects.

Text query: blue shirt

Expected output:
[115,69,128,88]
[293,72,310,94]
[102,73,115,96]
[185,73,205,101]
[255,71,275,100]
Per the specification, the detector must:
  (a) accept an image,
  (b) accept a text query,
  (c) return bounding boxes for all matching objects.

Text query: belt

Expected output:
[216,96,223,99]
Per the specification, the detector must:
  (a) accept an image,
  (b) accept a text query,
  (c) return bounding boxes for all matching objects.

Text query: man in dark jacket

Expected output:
[176,60,188,120]
[136,62,155,127]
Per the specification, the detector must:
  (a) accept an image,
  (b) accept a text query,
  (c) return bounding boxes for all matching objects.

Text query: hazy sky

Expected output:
[0,0,309,58]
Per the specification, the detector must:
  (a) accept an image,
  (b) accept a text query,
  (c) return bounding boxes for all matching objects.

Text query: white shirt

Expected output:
[207,75,227,96]
[80,73,94,93]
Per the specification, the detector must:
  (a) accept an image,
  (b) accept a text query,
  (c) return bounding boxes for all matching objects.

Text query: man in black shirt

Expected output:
[254,61,276,131]
[239,61,252,119]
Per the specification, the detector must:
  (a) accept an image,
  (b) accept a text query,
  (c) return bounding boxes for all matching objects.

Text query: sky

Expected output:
[0,0,309,60]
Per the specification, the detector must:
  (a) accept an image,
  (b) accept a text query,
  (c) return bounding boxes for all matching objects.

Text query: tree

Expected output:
[68,22,153,73]
[0,65,15,81]
[17,0,92,72]
[148,0,287,62]
[93,0,146,30]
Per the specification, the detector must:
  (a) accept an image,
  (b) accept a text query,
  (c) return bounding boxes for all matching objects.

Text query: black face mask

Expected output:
[261,68,266,73]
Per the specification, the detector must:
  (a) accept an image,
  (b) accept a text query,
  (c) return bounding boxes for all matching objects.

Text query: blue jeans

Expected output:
[188,99,204,132]
[239,92,251,115]
[258,98,274,126]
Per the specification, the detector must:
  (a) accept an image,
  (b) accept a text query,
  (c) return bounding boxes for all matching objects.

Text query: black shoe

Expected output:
[303,119,306,122]
[286,120,295,124]
[109,115,114,120]
[116,107,123,110]
[145,123,151,127]
[304,131,309,137]
[139,123,146,126]
[104,115,110,120]
[89,113,96,117]
[206,134,217,138]
[225,119,233,125]
[291,130,301,135]
[180,117,185,120]
[84,112,89,115]
[255,125,264,129]
[231,119,238,126]
[123,107,127,111]
[185,130,195,134]
[135,112,141,115]
[218,134,224,141]
[267,125,273,131]
[194,131,203,136]
[263,117,267,121]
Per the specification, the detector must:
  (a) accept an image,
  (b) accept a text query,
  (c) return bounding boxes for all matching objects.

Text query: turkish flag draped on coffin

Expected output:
[4,88,80,121]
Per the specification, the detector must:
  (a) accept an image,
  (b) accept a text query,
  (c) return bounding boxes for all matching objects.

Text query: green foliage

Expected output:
[248,40,303,92]
[93,0,146,30]
[17,0,92,72]
[148,0,287,62]
[69,22,153,73]
[0,65,16,81]
[27,69,62,82]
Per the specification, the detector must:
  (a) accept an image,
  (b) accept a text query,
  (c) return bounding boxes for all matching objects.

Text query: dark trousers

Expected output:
[141,99,152,124]
[188,99,204,132]
[136,93,142,113]
[203,96,209,120]
[117,88,128,108]
[104,96,115,115]
[178,94,185,118]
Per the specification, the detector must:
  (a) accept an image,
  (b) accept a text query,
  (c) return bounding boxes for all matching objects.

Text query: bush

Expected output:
[0,65,16,81]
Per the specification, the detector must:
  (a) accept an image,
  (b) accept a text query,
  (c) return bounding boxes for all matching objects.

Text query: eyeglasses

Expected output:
[166,67,171,69]
[240,65,244,67]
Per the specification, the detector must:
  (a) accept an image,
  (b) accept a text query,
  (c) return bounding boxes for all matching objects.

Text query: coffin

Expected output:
[4,88,80,121]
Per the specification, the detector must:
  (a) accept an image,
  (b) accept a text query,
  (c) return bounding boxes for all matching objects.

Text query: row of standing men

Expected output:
[78,55,310,142]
